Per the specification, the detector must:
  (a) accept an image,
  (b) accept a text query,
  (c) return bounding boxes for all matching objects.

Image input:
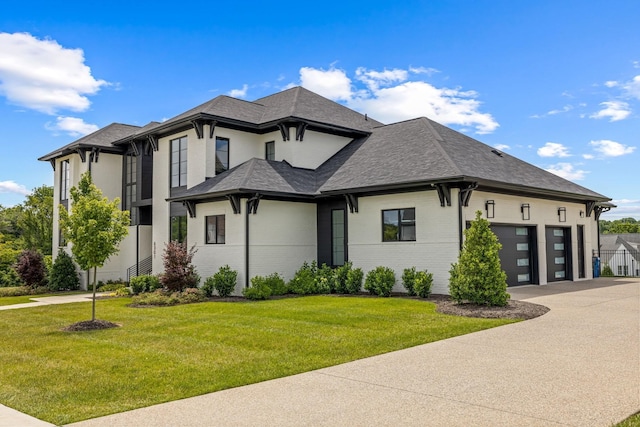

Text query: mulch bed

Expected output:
[62,319,121,332]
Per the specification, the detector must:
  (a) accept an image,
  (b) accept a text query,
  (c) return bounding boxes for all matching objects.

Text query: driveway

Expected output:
[62,277,639,427]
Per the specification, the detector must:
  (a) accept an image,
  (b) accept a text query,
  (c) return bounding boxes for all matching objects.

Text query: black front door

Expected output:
[317,199,348,267]
[546,227,572,282]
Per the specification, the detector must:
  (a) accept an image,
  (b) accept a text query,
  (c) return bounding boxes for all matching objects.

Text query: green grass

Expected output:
[616,412,640,426]
[0,296,516,424]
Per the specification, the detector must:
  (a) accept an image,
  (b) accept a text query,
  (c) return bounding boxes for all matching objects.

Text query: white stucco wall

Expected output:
[153,135,171,275]
[347,190,459,295]
[465,191,598,284]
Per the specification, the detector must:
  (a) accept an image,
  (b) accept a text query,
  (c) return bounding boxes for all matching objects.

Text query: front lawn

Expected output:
[0,290,85,306]
[0,296,516,424]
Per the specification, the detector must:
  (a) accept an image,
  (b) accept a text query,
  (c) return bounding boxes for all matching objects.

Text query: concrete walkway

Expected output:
[1,279,638,426]
[0,293,102,311]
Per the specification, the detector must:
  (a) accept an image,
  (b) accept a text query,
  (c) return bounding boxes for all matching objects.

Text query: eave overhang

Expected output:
[38,144,124,162]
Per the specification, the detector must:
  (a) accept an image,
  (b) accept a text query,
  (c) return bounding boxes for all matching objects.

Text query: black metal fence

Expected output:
[596,249,640,277]
[127,256,153,281]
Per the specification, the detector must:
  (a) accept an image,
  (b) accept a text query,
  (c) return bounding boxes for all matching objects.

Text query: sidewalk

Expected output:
[0,293,102,311]
[1,279,638,426]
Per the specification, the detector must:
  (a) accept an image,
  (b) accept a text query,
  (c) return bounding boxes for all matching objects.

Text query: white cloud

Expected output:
[582,154,594,159]
[537,142,571,158]
[297,66,498,134]
[408,66,439,76]
[0,32,107,114]
[299,67,352,101]
[0,180,30,195]
[493,144,510,151]
[544,163,587,181]
[622,75,640,99]
[45,116,98,136]
[228,84,248,98]
[531,105,573,118]
[589,139,636,157]
[589,101,631,122]
[604,80,619,88]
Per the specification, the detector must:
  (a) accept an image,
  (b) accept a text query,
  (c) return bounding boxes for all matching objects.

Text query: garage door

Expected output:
[491,225,537,287]
[546,227,572,282]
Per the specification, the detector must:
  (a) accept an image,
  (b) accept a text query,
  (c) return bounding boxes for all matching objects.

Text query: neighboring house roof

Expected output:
[38,123,140,161]
[599,234,640,262]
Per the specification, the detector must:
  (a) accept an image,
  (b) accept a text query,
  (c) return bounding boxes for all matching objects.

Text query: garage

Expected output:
[491,225,538,287]
[545,227,572,282]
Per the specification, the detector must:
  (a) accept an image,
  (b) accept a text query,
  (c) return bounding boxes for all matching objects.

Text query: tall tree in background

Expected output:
[18,185,53,255]
[59,173,129,321]
[599,217,640,234]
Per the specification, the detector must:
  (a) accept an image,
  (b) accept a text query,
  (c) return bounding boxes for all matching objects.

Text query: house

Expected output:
[39,86,613,294]
[599,234,640,276]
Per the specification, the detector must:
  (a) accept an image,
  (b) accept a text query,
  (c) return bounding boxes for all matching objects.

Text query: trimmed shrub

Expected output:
[161,241,200,292]
[601,263,614,277]
[315,263,333,294]
[203,265,238,297]
[364,266,396,297]
[413,270,433,298]
[345,266,364,294]
[114,287,132,297]
[13,249,47,289]
[264,273,287,296]
[333,262,364,294]
[402,267,418,296]
[178,288,207,303]
[0,286,30,297]
[97,282,127,292]
[132,290,179,306]
[449,210,509,306]
[0,268,22,288]
[130,275,161,295]
[243,276,272,300]
[48,250,80,291]
[288,261,331,295]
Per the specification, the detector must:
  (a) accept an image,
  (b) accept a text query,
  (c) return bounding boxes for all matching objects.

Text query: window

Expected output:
[124,153,137,225]
[382,208,416,242]
[58,220,66,247]
[618,265,622,275]
[215,137,229,174]
[205,215,225,244]
[331,209,345,266]
[170,215,187,243]
[171,137,187,187]
[60,160,70,201]
[265,141,275,161]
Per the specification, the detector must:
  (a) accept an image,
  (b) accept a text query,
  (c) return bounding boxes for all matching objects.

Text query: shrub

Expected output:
[364,266,396,297]
[114,287,132,297]
[178,288,206,304]
[132,290,179,306]
[97,282,127,292]
[413,270,434,298]
[0,268,22,288]
[0,286,30,297]
[288,261,331,295]
[345,266,364,294]
[49,250,80,291]
[130,275,161,295]
[315,263,333,294]
[161,241,200,292]
[449,211,509,306]
[402,267,418,296]
[264,273,287,296]
[203,265,238,297]
[601,263,614,277]
[243,276,272,300]
[13,249,47,289]
[333,262,363,294]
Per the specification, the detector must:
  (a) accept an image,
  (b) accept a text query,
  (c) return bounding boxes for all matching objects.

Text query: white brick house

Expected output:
[40,87,613,293]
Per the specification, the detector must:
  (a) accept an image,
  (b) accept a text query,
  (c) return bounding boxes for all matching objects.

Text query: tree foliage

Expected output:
[13,249,47,289]
[160,241,199,292]
[18,185,54,255]
[49,249,80,291]
[599,217,640,234]
[449,211,509,306]
[59,173,129,320]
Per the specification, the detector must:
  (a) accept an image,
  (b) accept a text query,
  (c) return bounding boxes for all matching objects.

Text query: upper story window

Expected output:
[265,141,275,161]
[215,137,229,174]
[171,136,187,188]
[205,215,225,244]
[382,208,416,242]
[124,153,138,224]
[60,160,70,201]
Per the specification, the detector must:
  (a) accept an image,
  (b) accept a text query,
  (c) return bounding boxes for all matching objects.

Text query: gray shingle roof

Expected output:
[38,123,140,161]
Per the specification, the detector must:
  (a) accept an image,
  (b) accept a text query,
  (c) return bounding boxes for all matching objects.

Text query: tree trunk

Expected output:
[92,266,97,321]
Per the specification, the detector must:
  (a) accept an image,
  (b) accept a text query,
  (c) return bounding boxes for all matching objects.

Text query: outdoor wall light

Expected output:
[521,203,530,220]
[485,200,495,218]
[579,210,584,218]
[558,207,566,222]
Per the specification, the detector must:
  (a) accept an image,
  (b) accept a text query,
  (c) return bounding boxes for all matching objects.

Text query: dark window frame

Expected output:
[170,136,188,188]
[265,141,275,161]
[124,153,138,225]
[382,208,416,242]
[170,215,187,243]
[205,215,226,244]
[215,136,229,175]
[60,160,70,201]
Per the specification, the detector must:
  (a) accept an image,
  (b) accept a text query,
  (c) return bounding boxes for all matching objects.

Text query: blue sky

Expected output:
[1,0,639,219]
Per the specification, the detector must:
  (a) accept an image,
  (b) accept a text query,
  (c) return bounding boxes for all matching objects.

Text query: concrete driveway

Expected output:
[61,277,639,427]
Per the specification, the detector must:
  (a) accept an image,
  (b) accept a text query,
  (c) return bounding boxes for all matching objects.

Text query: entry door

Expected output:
[491,225,536,287]
[546,227,572,282]
[317,199,348,267]
[577,225,585,278]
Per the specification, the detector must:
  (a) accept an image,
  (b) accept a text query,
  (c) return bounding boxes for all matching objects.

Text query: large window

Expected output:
[215,137,229,174]
[170,215,187,243]
[331,209,345,266]
[60,160,70,201]
[382,208,416,242]
[124,153,137,224]
[205,215,225,244]
[265,141,275,161]
[171,136,187,187]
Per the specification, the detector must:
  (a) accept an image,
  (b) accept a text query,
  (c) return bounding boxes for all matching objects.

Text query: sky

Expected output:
[0,0,639,220]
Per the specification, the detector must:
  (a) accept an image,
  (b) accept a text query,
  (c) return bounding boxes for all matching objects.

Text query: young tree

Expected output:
[59,173,129,321]
[49,249,80,291]
[18,185,54,255]
[449,210,509,306]
[13,249,47,289]
[161,241,199,292]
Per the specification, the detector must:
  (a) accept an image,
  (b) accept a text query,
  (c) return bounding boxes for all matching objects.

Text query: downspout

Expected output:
[136,224,140,277]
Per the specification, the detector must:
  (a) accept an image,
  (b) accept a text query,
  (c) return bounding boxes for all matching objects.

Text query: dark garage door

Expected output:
[546,227,572,282]
[491,225,537,287]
